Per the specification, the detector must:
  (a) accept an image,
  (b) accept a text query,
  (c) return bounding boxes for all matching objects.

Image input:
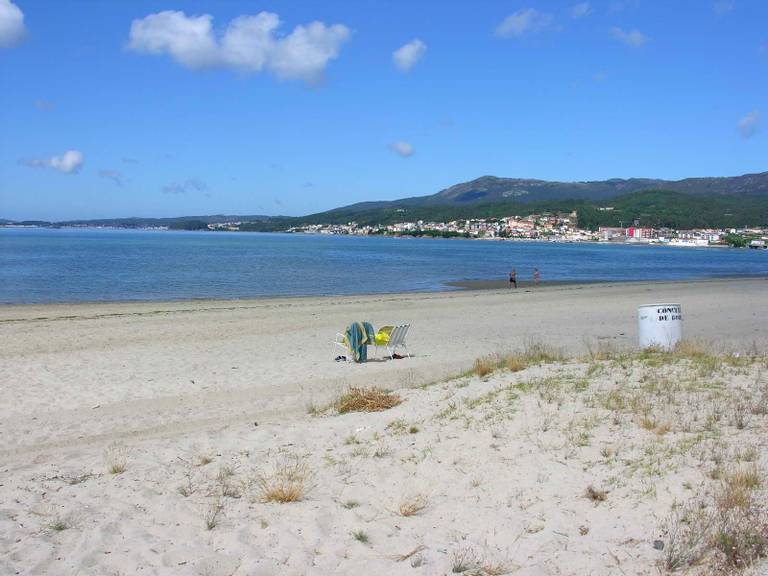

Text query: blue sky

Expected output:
[0,0,766,220]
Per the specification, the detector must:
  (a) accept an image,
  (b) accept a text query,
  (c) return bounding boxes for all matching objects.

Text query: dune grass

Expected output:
[255,456,312,503]
[471,340,565,378]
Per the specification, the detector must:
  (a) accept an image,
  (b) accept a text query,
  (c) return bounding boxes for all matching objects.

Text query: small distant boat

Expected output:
[749,240,766,249]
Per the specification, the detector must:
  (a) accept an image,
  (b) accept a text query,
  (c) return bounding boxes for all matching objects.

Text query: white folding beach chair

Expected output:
[375,324,411,359]
[332,332,353,362]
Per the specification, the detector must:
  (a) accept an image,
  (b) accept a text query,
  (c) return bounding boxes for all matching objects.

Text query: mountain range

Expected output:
[257,171,768,230]
[3,171,768,230]
[321,171,768,213]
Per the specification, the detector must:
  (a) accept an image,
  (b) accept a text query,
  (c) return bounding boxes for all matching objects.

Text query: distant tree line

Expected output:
[168,220,210,231]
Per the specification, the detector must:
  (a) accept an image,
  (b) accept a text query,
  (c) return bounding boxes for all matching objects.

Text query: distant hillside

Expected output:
[232,171,767,231]
[330,171,768,215]
[5,171,767,231]
[236,190,768,231]
[55,214,273,228]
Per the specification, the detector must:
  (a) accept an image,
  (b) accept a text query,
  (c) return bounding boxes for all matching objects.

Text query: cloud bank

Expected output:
[611,27,647,46]
[34,99,55,111]
[571,3,592,19]
[390,141,414,158]
[127,10,350,83]
[738,110,760,139]
[496,9,553,37]
[22,150,84,174]
[393,39,426,71]
[0,0,25,48]
[713,1,735,14]
[162,178,208,194]
[99,169,125,186]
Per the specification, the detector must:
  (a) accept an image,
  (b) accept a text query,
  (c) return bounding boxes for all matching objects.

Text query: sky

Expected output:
[0,0,766,221]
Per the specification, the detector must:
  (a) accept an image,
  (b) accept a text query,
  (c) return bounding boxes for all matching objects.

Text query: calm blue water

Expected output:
[0,228,766,304]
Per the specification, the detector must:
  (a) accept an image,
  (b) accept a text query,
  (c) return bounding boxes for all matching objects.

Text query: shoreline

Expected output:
[2,277,766,443]
[0,225,758,248]
[1,275,766,314]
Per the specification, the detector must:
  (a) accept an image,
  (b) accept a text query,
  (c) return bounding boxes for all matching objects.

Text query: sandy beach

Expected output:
[1,278,767,575]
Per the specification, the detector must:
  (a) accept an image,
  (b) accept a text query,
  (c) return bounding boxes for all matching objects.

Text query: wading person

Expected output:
[533,268,541,286]
[509,268,517,289]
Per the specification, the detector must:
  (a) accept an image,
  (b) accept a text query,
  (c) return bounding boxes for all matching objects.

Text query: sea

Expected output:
[0,227,766,305]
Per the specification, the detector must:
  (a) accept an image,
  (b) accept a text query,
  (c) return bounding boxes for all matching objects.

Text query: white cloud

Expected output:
[393,39,426,71]
[611,26,647,46]
[496,8,553,37]
[738,109,760,139]
[609,0,640,12]
[713,1,735,14]
[34,99,55,111]
[127,10,350,83]
[99,169,125,186]
[571,3,592,19]
[390,141,414,158]
[22,150,84,174]
[162,178,208,194]
[0,0,25,48]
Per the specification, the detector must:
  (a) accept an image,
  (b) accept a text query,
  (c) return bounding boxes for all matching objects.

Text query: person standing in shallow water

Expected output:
[509,268,517,289]
[533,268,541,286]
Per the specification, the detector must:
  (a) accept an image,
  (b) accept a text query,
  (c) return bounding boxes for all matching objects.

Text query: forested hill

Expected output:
[238,190,768,231]
[328,171,768,214]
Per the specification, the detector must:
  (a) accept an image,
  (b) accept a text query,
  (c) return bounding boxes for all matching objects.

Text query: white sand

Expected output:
[1,278,767,574]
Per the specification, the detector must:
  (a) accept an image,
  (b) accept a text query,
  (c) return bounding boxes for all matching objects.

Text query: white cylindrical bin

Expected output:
[638,303,683,350]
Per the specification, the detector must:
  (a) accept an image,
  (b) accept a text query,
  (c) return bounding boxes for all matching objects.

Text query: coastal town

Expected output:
[4,211,768,248]
[231,212,768,248]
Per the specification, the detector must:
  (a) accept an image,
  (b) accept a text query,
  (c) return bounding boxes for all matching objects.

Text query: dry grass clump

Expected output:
[710,471,768,570]
[521,339,565,363]
[451,546,481,573]
[472,341,565,378]
[584,338,621,361]
[585,485,608,503]
[255,455,312,503]
[217,465,242,499]
[449,545,511,575]
[659,464,768,572]
[196,454,213,467]
[104,443,128,475]
[334,387,402,414]
[673,340,710,359]
[639,414,672,435]
[386,418,410,434]
[473,355,498,377]
[203,498,224,530]
[634,340,743,377]
[481,562,512,576]
[397,493,429,517]
[393,544,427,562]
[661,500,715,571]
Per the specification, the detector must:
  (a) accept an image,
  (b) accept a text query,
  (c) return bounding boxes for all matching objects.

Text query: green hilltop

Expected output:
[240,190,768,231]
